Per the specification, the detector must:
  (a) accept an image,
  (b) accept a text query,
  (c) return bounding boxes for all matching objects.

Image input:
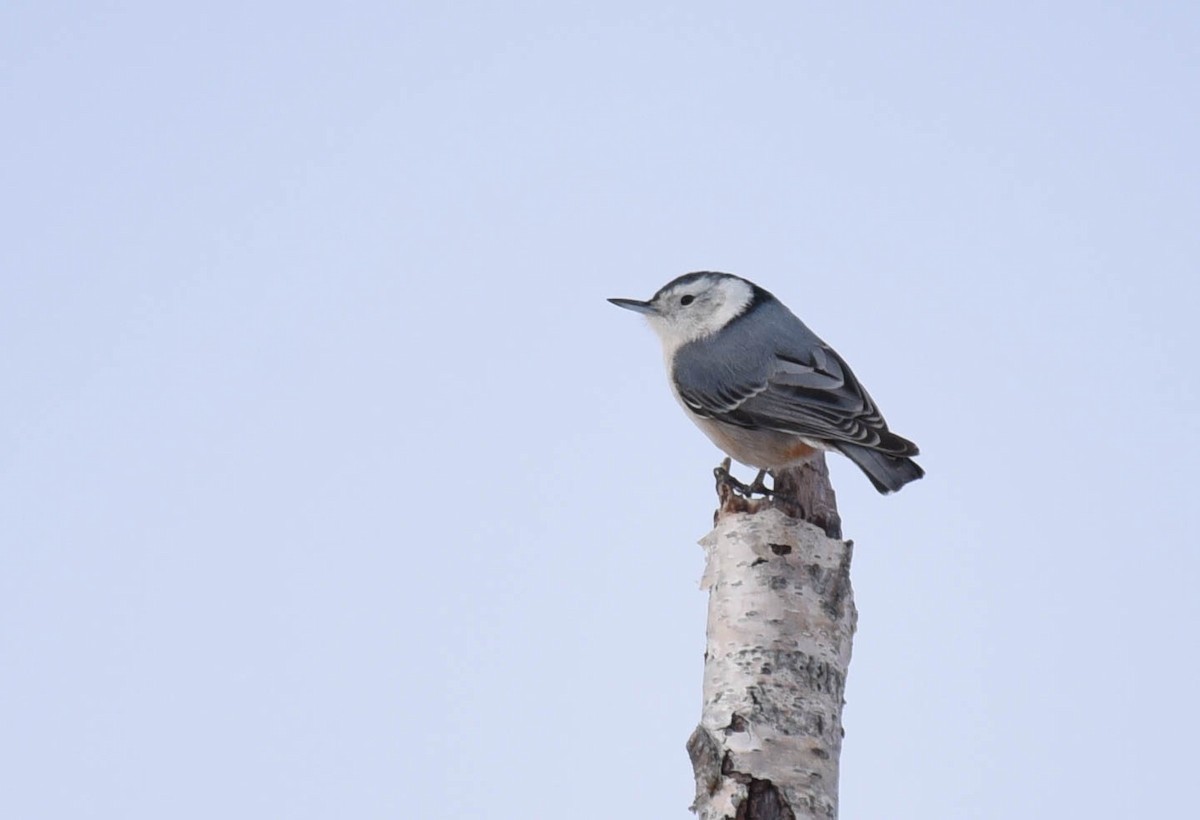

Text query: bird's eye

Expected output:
[680,295,695,306]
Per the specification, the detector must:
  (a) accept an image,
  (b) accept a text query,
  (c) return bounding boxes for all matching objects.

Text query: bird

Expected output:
[608,271,923,494]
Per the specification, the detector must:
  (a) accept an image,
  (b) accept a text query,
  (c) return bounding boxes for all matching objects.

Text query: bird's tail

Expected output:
[836,443,925,494]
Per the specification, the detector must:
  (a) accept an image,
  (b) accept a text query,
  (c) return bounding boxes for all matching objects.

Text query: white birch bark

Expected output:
[688,457,856,820]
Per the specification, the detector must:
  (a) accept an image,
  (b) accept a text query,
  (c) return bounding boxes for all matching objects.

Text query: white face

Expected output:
[642,274,755,354]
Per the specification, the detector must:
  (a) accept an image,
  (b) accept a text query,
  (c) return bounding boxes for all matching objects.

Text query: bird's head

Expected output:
[608,272,761,353]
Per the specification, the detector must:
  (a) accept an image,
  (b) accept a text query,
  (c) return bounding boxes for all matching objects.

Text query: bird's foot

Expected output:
[713,460,774,499]
[746,469,775,498]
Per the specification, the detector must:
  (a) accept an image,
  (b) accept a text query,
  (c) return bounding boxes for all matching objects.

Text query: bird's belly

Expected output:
[689,414,823,470]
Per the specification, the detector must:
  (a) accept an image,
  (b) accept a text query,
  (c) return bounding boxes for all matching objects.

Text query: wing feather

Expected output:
[672,306,917,457]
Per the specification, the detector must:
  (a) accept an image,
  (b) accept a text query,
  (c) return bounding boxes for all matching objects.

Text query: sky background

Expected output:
[3,2,1198,818]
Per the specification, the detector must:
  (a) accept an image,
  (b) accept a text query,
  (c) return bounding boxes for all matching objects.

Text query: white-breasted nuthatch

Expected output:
[609,271,923,494]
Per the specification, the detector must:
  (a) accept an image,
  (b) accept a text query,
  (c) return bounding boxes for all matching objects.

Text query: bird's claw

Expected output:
[713,460,775,499]
[746,469,775,498]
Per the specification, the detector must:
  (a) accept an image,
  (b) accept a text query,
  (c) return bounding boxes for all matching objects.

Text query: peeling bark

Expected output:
[689,455,856,820]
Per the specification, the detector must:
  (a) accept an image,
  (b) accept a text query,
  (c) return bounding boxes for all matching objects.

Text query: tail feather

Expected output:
[836,443,925,494]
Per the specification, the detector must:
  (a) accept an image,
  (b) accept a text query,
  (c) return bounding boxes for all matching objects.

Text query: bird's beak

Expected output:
[607,297,658,315]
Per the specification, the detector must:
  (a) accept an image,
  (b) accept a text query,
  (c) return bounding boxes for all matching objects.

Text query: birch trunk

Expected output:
[688,455,856,820]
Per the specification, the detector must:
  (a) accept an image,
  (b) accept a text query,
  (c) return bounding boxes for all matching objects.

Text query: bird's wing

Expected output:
[674,335,917,456]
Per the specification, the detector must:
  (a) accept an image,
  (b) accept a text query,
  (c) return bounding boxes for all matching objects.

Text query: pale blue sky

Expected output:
[3,3,1198,818]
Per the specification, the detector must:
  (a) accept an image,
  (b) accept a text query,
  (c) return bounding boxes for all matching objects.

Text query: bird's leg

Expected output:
[713,460,774,499]
[747,469,775,498]
[714,458,751,497]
